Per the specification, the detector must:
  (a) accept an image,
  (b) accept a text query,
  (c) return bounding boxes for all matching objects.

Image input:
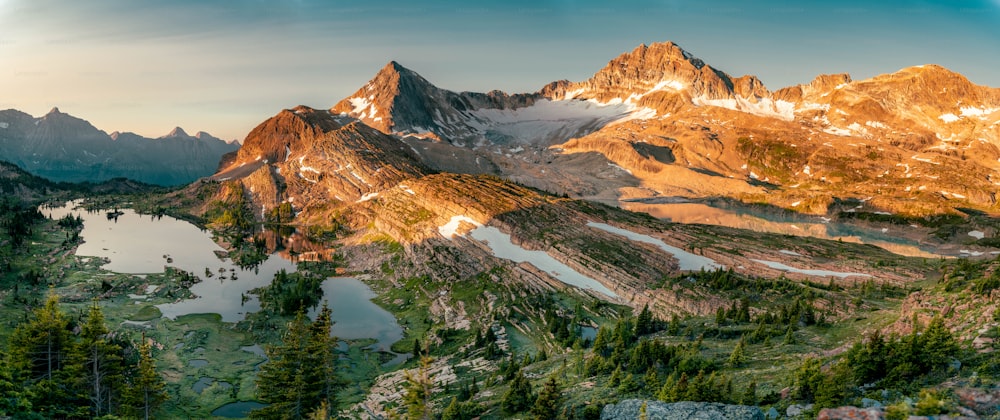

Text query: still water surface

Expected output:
[43,201,403,344]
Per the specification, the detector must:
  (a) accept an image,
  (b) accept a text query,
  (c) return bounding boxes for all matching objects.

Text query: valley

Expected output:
[1,39,1000,420]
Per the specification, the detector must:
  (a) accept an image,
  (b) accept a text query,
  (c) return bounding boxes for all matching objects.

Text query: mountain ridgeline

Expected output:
[0,108,239,186]
[220,41,1000,225]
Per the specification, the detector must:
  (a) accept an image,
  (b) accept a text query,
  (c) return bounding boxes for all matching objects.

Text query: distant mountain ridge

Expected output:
[0,108,239,185]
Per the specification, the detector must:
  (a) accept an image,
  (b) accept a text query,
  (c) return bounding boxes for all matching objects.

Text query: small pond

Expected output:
[211,401,268,418]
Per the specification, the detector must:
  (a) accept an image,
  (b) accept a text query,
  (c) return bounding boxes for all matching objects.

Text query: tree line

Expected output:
[0,292,166,419]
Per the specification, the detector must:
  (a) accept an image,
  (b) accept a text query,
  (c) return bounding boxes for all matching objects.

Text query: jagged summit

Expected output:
[330,60,537,142]
[47,107,62,115]
[163,126,190,138]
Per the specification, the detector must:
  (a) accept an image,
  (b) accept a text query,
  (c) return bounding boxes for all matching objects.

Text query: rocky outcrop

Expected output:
[816,406,885,420]
[955,387,1000,417]
[601,400,764,420]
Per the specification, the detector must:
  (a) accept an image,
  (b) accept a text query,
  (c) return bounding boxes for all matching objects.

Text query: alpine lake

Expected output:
[40,201,407,418]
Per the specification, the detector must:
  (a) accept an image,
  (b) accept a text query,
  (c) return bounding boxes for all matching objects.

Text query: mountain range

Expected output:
[217,41,1000,226]
[0,107,239,186]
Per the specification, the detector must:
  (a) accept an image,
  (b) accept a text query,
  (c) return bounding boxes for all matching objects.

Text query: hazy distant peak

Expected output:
[163,126,189,138]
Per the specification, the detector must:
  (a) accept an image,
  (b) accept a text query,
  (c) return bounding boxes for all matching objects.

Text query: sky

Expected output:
[1,0,999,141]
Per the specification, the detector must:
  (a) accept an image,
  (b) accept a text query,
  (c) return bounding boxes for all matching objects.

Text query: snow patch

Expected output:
[467,98,645,144]
[911,155,941,165]
[563,88,585,100]
[692,96,795,121]
[0,122,8,129]
[939,113,960,123]
[823,126,853,136]
[865,121,888,129]
[969,230,985,240]
[608,163,632,175]
[779,250,802,256]
[438,216,482,239]
[797,102,830,113]
[587,222,722,271]
[752,259,871,279]
[357,192,379,202]
[960,106,999,118]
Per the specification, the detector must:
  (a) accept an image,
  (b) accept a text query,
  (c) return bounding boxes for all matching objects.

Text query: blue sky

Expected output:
[1,0,998,140]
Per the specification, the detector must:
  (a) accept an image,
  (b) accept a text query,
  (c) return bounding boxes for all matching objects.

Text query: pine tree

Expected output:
[636,304,654,335]
[727,336,746,367]
[784,326,796,345]
[741,380,757,405]
[501,368,534,415]
[403,356,434,420]
[306,303,343,417]
[531,376,561,420]
[657,373,677,402]
[122,333,167,420]
[67,300,125,417]
[252,307,345,420]
[441,397,461,420]
[412,338,422,358]
[608,364,623,387]
[7,289,76,417]
[8,290,71,382]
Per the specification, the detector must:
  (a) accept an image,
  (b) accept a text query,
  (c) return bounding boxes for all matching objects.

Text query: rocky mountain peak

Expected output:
[543,41,738,105]
[194,131,223,143]
[330,60,442,134]
[163,126,190,138]
[46,107,61,115]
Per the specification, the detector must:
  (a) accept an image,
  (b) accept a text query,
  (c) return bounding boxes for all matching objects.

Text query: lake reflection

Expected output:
[43,201,296,322]
[308,278,404,352]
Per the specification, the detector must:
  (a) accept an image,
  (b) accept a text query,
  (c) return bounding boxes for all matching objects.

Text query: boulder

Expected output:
[816,406,885,420]
[601,400,764,420]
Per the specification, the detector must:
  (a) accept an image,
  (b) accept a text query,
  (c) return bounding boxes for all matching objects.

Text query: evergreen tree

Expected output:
[741,380,757,405]
[635,304,654,335]
[307,304,342,416]
[501,368,534,415]
[122,333,167,420]
[657,373,677,402]
[727,336,746,367]
[441,397,461,420]
[253,308,343,420]
[531,376,562,420]
[67,300,125,417]
[792,357,823,403]
[253,312,312,419]
[921,316,958,367]
[608,364,623,387]
[403,356,434,420]
[7,290,76,417]
[8,291,71,382]
[667,315,681,335]
[784,326,796,345]
[412,338,422,358]
[441,396,480,420]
